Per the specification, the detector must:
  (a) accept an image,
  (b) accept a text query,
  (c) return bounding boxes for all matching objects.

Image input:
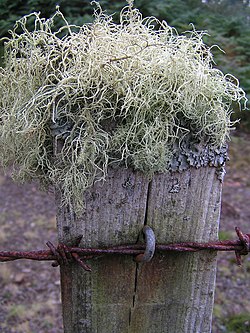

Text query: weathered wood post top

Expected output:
[0,1,247,333]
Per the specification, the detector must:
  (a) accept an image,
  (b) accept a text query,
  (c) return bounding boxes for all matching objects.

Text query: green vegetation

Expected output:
[225,313,250,333]
[218,230,233,241]
[0,2,246,211]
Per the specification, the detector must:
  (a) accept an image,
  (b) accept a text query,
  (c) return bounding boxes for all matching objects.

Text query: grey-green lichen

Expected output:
[169,134,228,170]
[0,2,247,211]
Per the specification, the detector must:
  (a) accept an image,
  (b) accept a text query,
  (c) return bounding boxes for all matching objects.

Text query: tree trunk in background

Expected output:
[56,166,222,333]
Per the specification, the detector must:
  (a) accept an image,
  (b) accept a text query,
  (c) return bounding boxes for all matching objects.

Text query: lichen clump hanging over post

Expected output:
[0,2,247,210]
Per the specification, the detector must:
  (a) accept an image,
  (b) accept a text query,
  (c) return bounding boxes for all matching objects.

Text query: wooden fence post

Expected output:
[56,165,221,333]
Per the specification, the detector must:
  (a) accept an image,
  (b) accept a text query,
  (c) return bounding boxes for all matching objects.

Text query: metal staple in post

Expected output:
[135,226,156,263]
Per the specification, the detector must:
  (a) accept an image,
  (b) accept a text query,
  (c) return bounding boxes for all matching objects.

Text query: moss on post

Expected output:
[0,2,246,212]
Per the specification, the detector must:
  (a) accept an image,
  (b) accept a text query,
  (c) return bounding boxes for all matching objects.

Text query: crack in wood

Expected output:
[144,180,152,227]
[129,263,139,326]
[129,180,152,327]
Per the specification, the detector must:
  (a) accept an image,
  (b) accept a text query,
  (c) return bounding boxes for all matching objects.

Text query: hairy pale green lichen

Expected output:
[0,2,247,211]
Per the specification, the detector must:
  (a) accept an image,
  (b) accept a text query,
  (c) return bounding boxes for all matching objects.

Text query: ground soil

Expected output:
[0,131,249,333]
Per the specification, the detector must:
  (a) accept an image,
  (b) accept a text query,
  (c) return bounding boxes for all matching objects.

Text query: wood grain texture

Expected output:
[56,166,222,333]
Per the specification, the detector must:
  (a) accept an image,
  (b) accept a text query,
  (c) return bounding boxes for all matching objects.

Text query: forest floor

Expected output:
[0,131,249,333]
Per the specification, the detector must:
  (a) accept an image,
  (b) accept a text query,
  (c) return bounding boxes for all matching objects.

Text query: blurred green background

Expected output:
[0,0,249,128]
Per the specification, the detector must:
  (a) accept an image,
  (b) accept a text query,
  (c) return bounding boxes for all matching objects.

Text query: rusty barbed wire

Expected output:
[0,227,249,272]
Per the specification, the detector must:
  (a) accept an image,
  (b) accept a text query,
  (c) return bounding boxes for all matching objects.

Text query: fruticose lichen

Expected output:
[0,2,247,211]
